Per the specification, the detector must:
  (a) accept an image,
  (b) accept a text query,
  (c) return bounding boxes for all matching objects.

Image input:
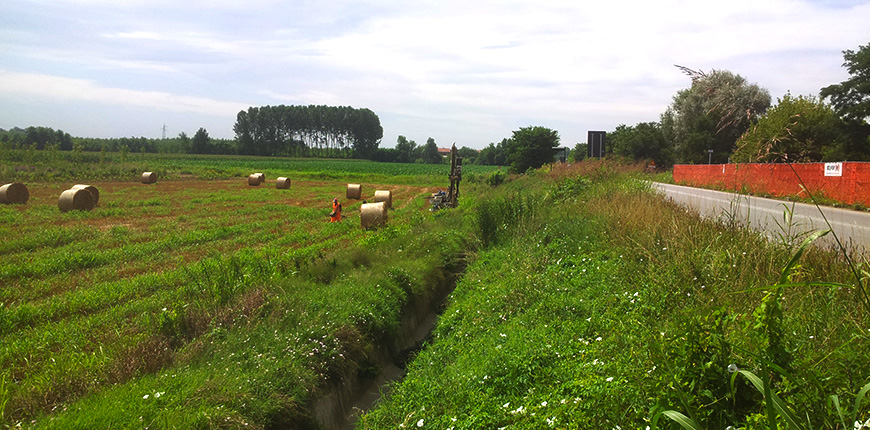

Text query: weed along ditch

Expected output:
[314,250,467,430]
[1,155,868,429]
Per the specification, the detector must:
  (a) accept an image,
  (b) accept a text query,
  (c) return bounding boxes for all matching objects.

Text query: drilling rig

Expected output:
[429,144,462,211]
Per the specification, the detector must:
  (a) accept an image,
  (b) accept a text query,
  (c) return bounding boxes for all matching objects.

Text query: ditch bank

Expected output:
[308,253,468,430]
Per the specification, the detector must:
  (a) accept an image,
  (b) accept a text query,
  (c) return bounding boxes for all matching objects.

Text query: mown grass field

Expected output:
[0,149,499,185]
[0,153,490,428]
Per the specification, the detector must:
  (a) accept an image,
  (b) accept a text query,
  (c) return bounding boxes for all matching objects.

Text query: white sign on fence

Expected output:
[825,162,843,177]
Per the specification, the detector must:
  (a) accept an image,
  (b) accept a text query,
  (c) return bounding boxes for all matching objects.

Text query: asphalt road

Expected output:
[652,182,870,256]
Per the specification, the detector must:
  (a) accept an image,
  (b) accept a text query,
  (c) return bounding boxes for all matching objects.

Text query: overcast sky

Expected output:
[1,0,869,149]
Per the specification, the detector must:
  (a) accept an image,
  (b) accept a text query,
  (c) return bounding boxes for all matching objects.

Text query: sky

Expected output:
[1,0,869,149]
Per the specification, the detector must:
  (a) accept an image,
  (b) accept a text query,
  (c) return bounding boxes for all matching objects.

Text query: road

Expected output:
[651,182,870,256]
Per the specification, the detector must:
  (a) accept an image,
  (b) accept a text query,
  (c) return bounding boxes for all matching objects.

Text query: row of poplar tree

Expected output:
[1,105,384,159]
[233,105,383,158]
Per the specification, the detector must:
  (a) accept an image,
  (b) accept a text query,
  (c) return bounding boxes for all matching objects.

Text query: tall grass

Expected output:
[359,160,869,429]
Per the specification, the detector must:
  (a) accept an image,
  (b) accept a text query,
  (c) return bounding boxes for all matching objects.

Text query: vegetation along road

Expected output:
[652,182,870,255]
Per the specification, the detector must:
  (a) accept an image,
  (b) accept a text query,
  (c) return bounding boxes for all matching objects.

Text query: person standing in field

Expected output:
[330,197,342,222]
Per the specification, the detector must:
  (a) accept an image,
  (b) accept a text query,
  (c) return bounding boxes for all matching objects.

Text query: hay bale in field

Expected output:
[346,183,362,200]
[141,172,158,184]
[373,190,392,209]
[0,182,29,204]
[360,202,388,228]
[71,184,100,206]
[276,177,291,189]
[254,173,265,184]
[248,174,261,186]
[58,188,95,212]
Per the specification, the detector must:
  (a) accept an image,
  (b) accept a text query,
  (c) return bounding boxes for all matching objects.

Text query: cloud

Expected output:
[2,0,870,145]
[0,69,248,117]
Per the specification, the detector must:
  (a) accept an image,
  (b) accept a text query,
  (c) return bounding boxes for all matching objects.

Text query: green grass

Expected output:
[5,157,868,429]
[358,161,869,429]
[0,149,499,184]
[0,154,473,428]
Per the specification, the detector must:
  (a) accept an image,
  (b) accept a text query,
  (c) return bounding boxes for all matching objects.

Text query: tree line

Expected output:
[586,42,870,167]
[0,122,562,174]
[233,105,383,158]
[0,126,235,155]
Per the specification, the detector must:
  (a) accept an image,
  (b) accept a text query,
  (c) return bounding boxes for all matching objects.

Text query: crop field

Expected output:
[0,155,475,428]
[0,150,500,184]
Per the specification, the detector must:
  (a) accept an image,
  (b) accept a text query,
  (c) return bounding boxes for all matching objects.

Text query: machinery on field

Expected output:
[429,144,462,211]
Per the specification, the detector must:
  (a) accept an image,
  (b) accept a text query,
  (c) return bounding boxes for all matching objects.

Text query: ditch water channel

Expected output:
[310,258,464,430]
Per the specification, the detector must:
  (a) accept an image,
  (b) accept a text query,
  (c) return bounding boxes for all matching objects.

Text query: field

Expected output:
[2,153,868,429]
[0,150,499,184]
[0,154,492,428]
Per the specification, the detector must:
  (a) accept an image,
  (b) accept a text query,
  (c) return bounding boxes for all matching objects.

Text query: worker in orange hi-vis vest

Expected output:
[330,197,342,222]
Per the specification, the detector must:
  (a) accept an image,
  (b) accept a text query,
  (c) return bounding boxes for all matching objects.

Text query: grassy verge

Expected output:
[359,161,869,429]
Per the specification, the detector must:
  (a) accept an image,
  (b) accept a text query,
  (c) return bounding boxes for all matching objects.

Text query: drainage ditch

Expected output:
[309,256,466,430]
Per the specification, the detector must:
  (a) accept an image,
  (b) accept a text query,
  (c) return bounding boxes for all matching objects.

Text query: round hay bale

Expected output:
[58,188,95,212]
[248,174,261,186]
[346,183,362,200]
[141,172,158,184]
[373,190,392,209]
[360,202,388,229]
[71,184,100,206]
[0,182,29,204]
[276,177,291,189]
[254,173,265,184]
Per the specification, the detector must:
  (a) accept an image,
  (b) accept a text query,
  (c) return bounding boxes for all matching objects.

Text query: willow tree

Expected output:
[662,67,770,164]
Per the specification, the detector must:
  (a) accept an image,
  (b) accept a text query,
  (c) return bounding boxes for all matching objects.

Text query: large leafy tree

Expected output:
[820,42,870,159]
[476,139,510,166]
[455,146,479,164]
[662,68,770,164]
[609,122,671,167]
[20,126,73,151]
[394,135,417,163]
[732,94,849,162]
[821,42,870,124]
[507,126,560,173]
[190,127,211,154]
[420,137,442,164]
